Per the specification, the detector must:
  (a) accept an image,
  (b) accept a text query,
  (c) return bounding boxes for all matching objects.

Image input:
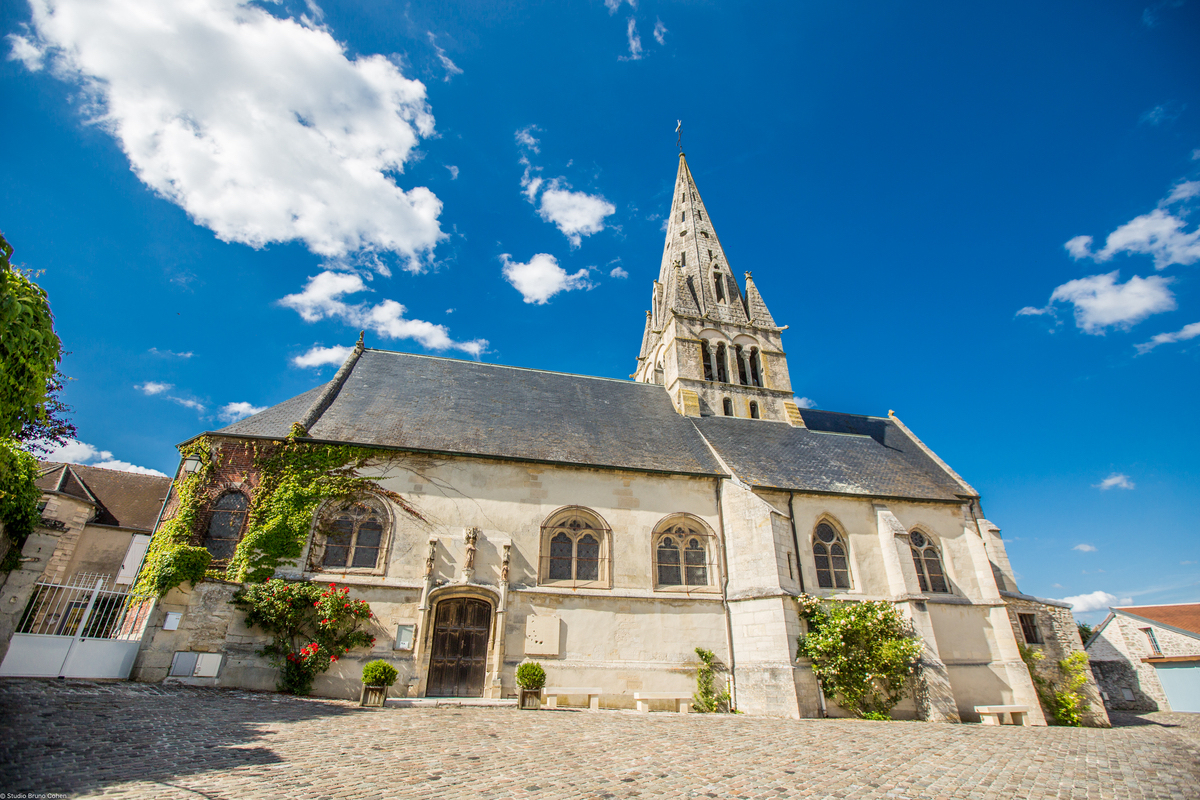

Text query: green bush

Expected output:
[1020,645,1091,726]
[795,594,923,719]
[362,659,399,687]
[515,661,546,690]
[861,711,891,721]
[693,647,732,713]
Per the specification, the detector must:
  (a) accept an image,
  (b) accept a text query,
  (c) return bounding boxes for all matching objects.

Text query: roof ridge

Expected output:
[358,347,662,388]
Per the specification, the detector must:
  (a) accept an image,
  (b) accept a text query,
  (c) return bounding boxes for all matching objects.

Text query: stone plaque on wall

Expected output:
[524,616,561,657]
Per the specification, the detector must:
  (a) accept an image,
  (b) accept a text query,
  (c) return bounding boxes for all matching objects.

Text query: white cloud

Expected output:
[17,0,444,272]
[169,396,207,413]
[1057,591,1132,613]
[604,0,636,14]
[1136,321,1200,354]
[218,401,266,423]
[292,345,353,368]
[135,381,173,395]
[515,126,541,154]
[1047,271,1175,334]
[610,266,629,278]
[538,183,617,247]
[1065,181,1200,269]
[1140,103,1183,126]
[501,253,593,305]
[1073,544,1098,552]
[621,18,644,61]
[795,397,817,409]
[1095,472,1135,491]
[653,18,667,45]
[445,165,459,180]
[148,348,194,358]
[1015,305,1053,317]
[1163,180,1200,205]
[426,32,463,82]
[279,271,487,356]
[6,33,45,71]
[39,438,167,476]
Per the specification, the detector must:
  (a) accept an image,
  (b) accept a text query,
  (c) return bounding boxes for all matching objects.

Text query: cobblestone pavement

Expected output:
[1,680,1198,800]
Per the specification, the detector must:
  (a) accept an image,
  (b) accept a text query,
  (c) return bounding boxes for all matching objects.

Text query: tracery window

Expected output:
[204,491,248,561]
[812,522,851,590]
[539,508,610,587]
[314,496,389,571]
[653,517,713,589]
[909,530,948,593]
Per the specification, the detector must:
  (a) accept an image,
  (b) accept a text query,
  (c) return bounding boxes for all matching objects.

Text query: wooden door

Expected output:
[427,598,492,697]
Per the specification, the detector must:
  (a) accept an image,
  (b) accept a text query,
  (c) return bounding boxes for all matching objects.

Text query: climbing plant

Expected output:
[795,594,924,719]
[1020,645,1091,726]
[0,437,41,571]
[233,579,376,695]
[693,647,732,713]
[132,438,214,597]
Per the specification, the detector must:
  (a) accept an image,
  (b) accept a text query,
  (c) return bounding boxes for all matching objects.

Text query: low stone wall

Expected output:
[1089,659,1159,712]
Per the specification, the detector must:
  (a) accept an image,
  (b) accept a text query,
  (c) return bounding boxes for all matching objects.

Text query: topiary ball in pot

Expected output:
[362,659,399,688]
[515,660,546,690]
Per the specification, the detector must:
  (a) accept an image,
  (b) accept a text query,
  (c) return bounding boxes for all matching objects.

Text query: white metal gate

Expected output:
[0,573,153,679]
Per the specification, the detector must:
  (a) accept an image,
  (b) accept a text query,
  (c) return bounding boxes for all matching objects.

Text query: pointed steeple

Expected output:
[743,272,777,327]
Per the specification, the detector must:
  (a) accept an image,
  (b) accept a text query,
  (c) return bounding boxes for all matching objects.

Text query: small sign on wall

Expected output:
[525,616,561,657]
[394,624,415,651]
[163,612,182,631]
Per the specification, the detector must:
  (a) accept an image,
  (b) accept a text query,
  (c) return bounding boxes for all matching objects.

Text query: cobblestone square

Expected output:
[1,680,1197,799]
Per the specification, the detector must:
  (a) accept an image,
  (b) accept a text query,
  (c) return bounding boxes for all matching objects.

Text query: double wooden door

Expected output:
[427,598,492,697]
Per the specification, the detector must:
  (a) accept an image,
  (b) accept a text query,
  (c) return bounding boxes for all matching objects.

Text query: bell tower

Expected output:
[634,153,806,425]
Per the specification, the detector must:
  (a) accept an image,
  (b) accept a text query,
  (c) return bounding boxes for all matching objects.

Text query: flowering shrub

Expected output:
[795,594,923,719]
[233,579,377,695]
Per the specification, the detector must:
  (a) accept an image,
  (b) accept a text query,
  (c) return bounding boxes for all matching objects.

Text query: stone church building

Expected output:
[132,154,1103,724]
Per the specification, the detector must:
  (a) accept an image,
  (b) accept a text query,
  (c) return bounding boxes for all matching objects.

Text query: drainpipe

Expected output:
[787,493,805,594]
[714,478,737,711]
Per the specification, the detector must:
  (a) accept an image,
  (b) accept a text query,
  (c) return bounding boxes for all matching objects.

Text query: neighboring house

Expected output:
[1087,604,1200,713]
[34,463,171,587]
[132,153,1102,724]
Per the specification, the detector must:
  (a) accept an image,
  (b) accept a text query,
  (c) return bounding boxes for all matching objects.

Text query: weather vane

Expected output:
[676,120,682,153]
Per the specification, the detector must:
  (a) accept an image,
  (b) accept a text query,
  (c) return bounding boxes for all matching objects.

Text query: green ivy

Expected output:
[224,438,419,584]
[132,439,213,597]
[1020,645,1091,726]
[693,647,732,713]
[795,594,924,719]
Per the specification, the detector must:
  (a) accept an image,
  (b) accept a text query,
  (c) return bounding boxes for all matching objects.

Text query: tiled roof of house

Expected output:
[1116,604,1200,638]
[36,463,171,530]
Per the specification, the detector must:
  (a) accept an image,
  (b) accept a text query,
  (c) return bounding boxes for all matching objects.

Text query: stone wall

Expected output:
[1086,613,1200,713]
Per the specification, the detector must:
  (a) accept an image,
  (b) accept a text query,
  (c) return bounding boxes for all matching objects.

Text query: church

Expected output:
[131,153,1105,724]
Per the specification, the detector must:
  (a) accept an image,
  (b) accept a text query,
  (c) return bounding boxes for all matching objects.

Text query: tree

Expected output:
[1076,622,1094,645]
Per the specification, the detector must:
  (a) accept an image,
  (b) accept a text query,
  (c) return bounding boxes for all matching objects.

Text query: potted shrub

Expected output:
[515,661,546,710]
[361,659,399,707]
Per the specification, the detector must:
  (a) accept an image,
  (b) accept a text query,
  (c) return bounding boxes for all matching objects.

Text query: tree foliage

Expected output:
[0,233,62,439]
[795,594,924,719]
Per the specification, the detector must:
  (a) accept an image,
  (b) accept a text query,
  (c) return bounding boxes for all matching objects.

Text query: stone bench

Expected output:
[543,687,603,710]
[974,705,1030,726]
[634,692,693,714]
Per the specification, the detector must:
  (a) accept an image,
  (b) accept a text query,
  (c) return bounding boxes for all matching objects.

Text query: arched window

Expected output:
[812,522,851,590]
[749,401,760,419]
[714,272,726,302]
[749,348,762,387]
[204,492,248,561]
[701,340,714,381]
[314,496,389,571]
[722,397,733,416]
[653,517,714,589]
[734,345,749,385]
[539,508,610,587]
[909,530,949,593]
[714,342,729,383]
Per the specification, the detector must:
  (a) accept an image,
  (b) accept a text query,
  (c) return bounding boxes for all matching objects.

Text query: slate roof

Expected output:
[218,349,725,476]
[1115,604,1200,639]
[691,411,969,501]
[36,463,172,530]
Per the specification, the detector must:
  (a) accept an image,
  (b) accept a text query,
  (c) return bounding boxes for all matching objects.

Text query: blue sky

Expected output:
[2,0,1197,619]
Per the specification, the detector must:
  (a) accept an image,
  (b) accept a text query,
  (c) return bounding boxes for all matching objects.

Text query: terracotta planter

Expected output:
[519,688,542,710]
[360,684,390,707]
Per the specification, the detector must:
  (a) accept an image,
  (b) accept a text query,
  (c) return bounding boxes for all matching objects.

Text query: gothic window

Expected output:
[723,397,733,416]
[314,496,389,571]
[539,507,610,587]
[204,492,248,561]
[909,530,948,593]
[715,343,729,383]
[714,272,726,302]
[734,345,749,385]
[653,517,714,589]
[701,340,714,381]
[749,348,762,387]
[749,401,760,419]
[812,522,851,590]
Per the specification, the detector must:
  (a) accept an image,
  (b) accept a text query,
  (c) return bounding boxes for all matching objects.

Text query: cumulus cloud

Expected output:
[445,165,459,180]
[39,438,167,476]
[1095,473,1135,491]
[427,32,463,82]
[1032,271,1176,334]
[279,271,487,356]
[1057,591,1132,613]
[1065,181,1200,270]
[653,18,667,45]
[501,253,593,305]
[515,126,541,154]
[293,344,353,368]
[135,381,172,395]
[169,396,207,413]
[1136,320,1200,354]
[218,401,266,423]
[538,183,617,247]
[795,397,817,409]
[14,0,444,272]
[621,18,644,61]
[1073,544,1098,552]
[6,32,46,70]
[610,266,629,278]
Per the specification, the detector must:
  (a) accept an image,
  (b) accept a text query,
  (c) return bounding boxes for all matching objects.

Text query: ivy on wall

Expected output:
[132,438,215,597]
